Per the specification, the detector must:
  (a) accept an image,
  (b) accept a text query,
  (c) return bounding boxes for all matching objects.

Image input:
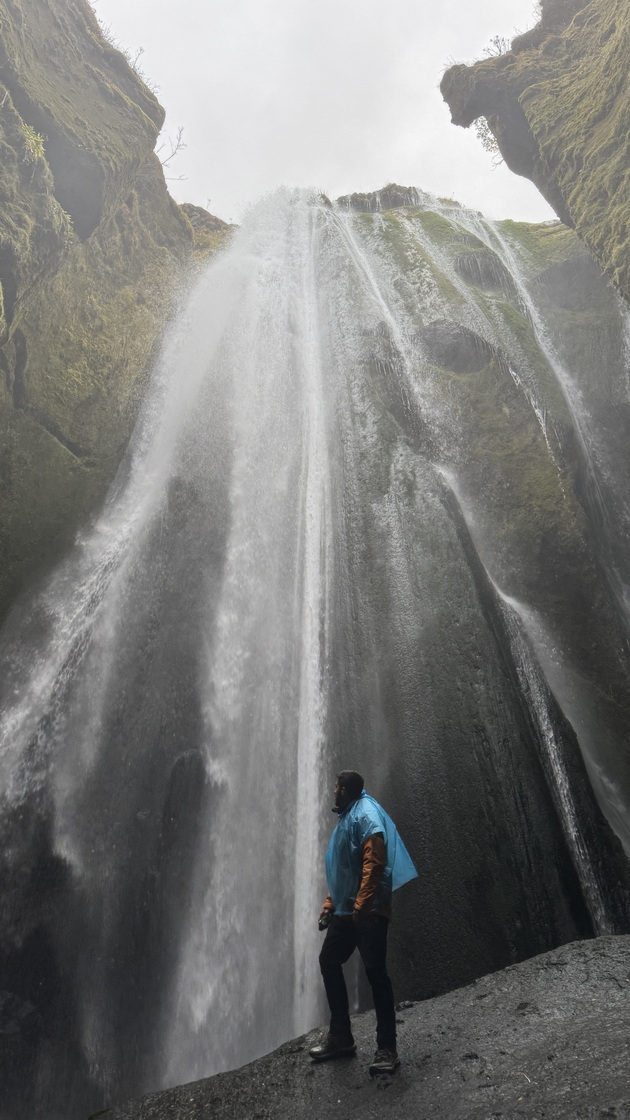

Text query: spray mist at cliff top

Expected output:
[1,187,630,1118]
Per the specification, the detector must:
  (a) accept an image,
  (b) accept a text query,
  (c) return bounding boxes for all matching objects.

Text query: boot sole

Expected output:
[369,1059,401,1076]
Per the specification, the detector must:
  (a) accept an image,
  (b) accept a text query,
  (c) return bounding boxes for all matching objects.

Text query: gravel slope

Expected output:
[108,936,630,1120]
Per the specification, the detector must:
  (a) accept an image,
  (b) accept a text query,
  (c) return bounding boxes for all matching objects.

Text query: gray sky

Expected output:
[91,0,554,224]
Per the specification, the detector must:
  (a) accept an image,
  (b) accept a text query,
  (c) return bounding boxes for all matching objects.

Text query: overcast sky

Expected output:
[91,0,553,225]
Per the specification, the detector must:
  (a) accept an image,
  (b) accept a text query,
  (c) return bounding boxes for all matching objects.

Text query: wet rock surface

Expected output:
[531,255,606,311]
[336,184,428,212]
[109,936,630,1120]
[454,249,515,293]
[417,319,500,373]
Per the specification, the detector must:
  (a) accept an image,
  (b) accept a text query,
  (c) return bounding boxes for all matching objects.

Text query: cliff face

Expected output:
[440,0,630,303]
[0,0,228,622]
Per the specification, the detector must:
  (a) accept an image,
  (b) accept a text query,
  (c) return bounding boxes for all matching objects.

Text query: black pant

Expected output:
[318,914,396,1049]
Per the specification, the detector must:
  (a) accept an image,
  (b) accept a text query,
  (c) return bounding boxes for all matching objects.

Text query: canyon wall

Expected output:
[441,0,630,304]
[0,0,229,622]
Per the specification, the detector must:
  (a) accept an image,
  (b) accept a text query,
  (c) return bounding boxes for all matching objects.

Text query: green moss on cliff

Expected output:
[519,0,630,298]
[441,0,630,303]
[0,0,199,621]
[0,406,103,593]
[18,166,187,454]
[498,217,626,410]
[0,150,195,616]
[496,220,574,271]
[179,203,236,260]
[0,0,163,239]
[414,210,460,246]
[421,335,616,690]
[0,86,74,335]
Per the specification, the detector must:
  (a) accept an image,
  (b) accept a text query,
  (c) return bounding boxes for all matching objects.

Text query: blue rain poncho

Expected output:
[325,792,418,915]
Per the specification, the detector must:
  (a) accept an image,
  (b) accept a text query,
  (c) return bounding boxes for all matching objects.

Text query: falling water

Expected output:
[394,199,630,853]
[464,214,630,612]
[497,593,612,936]
[1,188,630,1118]
[0,190,339,1103]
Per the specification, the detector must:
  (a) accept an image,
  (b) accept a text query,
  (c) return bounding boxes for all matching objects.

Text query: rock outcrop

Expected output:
[0,0,230,623]
[179,204,235,260]
[440,0,630,303]
[337,184,429,212]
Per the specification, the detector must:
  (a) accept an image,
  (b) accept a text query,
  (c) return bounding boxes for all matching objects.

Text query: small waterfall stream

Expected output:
[1,188,630,1118]
[496,593,612,937]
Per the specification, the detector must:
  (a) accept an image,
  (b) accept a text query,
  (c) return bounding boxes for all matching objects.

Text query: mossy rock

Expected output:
[0,0,163,239]
[336,184,426,212]
[0,1,202,622]
[0,152,196,618]
[0,87,73,331]
[454,249,515,293]
[339,200,630,747]
[441,0,630,304]
[179,203,236,260]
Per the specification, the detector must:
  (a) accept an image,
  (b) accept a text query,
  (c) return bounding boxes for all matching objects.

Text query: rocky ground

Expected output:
[107,935,630,1120]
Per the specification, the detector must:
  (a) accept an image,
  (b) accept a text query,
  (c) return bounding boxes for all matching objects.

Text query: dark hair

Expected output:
[337,770,364,800]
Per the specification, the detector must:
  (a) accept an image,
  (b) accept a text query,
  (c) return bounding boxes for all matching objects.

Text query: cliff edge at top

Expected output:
[440,0,630,303]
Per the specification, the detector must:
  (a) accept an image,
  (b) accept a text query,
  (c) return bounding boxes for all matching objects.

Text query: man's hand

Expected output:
[352,908,372,928]
[318,908,333,931]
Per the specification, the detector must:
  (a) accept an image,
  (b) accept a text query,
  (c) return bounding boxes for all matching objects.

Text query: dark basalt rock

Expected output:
[362,325,437,456]
[454,249,515,293]
[0,0,164,241]
[417,320,498,374]
[0,991,39,1036]
[336,184,427,212]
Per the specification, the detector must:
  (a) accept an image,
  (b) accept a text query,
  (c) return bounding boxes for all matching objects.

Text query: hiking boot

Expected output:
[369,1047,400,1075]
[308,1032,356,1062]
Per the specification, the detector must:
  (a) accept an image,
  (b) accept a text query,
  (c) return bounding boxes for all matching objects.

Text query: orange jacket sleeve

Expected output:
[354,832,386,912]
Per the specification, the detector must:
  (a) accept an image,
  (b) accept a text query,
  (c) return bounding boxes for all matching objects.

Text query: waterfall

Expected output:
[0,191,337,1103]
[480,219,630,848]
[159,194,334,1084]
[496,593,613,937]
[1,188,630,1119]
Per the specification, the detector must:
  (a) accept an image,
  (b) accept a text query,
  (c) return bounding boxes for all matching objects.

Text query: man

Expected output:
[309,769,417,1075]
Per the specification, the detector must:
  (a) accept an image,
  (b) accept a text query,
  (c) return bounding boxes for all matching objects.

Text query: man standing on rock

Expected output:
[309,770,417,1075]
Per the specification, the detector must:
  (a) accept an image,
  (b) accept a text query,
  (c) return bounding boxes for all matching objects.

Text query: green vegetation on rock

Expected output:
[441,0,630,303]
[19,122,46,162]
[180,203,236,261]
[0,0,227,621]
